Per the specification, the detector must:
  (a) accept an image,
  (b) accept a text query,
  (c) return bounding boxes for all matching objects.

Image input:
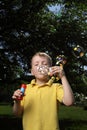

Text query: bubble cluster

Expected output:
[37,65,50,75]
[56,55,67,66]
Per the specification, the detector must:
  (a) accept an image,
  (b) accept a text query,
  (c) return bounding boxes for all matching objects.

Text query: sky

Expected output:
[48,4,63,15]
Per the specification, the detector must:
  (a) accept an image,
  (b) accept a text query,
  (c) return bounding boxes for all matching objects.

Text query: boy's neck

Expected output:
[36,78,49,85]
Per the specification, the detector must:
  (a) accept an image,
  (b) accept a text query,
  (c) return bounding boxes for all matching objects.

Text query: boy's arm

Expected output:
[50,66,75,106]
[61,75,75,106]
[12,89,23,116]
[13,100,23,116]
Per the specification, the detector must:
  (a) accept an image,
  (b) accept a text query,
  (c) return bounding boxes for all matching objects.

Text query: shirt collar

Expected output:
[31,77,54,87]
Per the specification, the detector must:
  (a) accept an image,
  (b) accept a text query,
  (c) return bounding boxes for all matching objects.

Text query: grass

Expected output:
[59,105,87,130]
[0,104,13,115]
[59,104,87,120]
[0,104,87,130]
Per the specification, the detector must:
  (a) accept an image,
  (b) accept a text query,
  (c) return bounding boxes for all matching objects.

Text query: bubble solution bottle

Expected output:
[17,84,27,100]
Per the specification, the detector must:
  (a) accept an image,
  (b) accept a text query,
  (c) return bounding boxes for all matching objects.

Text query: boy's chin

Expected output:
[38,75,49,79]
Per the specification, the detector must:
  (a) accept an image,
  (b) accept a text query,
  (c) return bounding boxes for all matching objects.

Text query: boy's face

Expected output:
[31,55,50,79]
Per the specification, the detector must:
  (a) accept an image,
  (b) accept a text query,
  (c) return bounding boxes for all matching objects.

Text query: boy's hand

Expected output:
[49,66,65,79]
[12,89,23,101]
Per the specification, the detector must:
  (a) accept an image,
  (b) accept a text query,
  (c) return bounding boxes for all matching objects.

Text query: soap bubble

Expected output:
[72,45,84,58]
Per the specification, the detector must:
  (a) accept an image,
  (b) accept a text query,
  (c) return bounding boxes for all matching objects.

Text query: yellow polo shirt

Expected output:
[21,78,64,130]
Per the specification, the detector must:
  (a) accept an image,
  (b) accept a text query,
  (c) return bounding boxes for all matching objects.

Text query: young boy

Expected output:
[12,52,74,130]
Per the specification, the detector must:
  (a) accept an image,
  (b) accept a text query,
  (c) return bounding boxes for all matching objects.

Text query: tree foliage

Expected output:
[0,0,87,95]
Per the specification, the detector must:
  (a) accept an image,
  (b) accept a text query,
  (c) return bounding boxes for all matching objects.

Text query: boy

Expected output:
[12,52,74,130]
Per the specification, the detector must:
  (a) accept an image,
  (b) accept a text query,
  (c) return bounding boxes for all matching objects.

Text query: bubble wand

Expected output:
[50,55,67,82]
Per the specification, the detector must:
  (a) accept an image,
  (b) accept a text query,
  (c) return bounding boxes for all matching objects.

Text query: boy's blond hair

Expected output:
[31,52,52,66]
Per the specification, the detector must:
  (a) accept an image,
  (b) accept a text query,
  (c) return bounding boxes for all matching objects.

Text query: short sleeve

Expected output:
[56,83,64,103]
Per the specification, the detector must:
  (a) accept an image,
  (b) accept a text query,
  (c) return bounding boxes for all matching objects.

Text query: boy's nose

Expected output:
[39,63,42,66]
[39,62,43,66]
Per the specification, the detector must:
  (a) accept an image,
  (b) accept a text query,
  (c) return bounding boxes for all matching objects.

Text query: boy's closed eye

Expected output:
[34,64,39,66]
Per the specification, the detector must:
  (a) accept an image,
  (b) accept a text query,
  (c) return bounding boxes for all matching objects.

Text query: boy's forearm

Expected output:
[61,75,75,106]
[13,100,23,116]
